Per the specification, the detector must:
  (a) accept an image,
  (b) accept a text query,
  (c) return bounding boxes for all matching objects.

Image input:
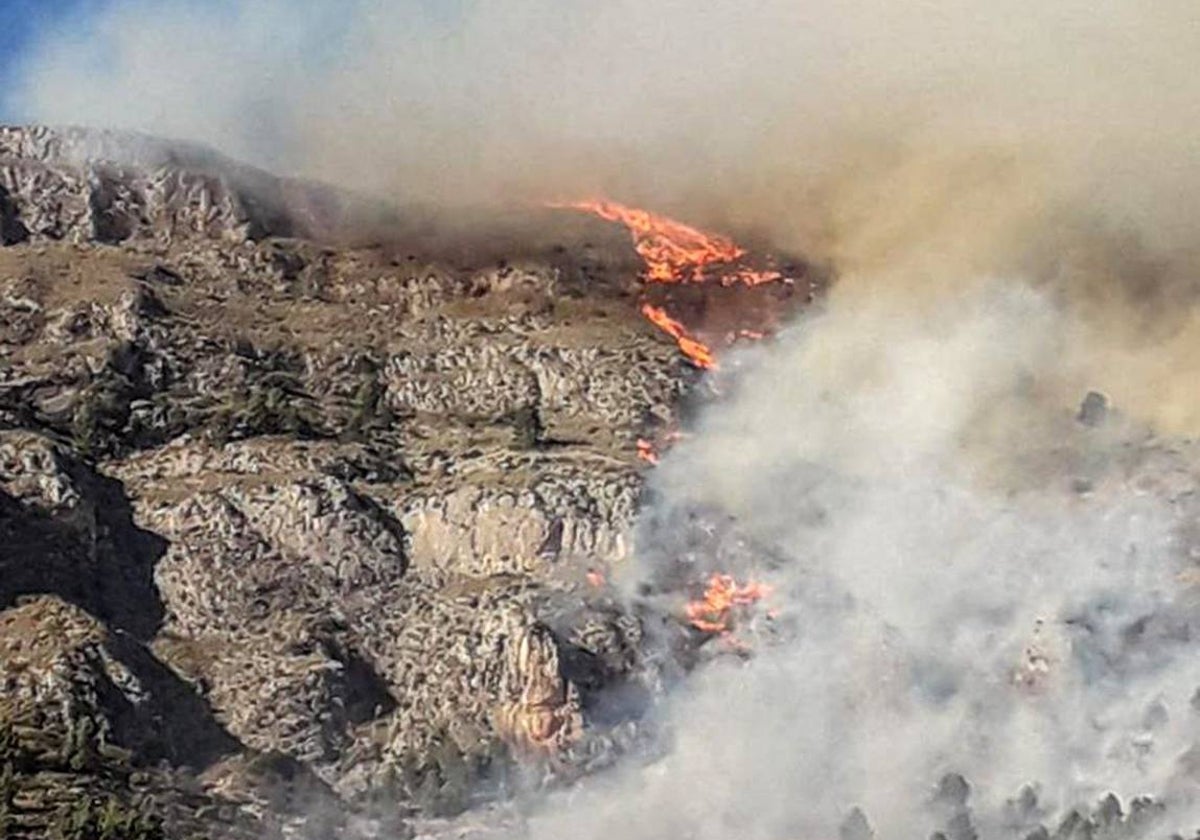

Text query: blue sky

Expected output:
[0,0,105,119]
[0,0,469,124]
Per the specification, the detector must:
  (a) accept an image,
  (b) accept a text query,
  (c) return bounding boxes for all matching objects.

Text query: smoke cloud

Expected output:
[12,0,1200,217]
[13,0,1200,431]
[527,286,1200,839]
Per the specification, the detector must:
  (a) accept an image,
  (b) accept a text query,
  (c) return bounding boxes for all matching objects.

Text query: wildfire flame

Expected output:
[685,573,772,635]
[552,197,787,370]
[552,199,745,283]
[637,429,689,466]
[553,198,782,287]
[636,438,660,465]
[640,303,718,370]
[552,201,778,651]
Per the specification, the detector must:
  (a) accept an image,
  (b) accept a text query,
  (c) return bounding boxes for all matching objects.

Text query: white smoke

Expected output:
[521,282,1200,839]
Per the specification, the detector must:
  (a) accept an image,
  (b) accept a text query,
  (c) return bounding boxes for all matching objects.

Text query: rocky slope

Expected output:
[7,125,1200,840]
[0,125,704,838]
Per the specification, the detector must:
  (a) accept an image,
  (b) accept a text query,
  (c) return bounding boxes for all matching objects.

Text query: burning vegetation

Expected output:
[638,302,718,370]
[684,573,773,636]
[553,199,808,371]
[7,0,1200,836]
[548,201,781,658]
[550,199,781,287]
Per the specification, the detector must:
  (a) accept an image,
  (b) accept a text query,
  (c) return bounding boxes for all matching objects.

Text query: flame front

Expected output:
[685,573,772,635]
[554,198,782,288]
[553,198,785,371]
[554,199,744,283]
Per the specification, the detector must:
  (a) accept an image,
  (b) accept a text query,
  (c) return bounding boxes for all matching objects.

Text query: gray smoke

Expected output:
[14,0,1200,433]
[522,284,1200,839]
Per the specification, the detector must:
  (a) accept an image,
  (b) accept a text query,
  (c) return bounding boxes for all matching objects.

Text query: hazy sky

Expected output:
[0,0,100,119]
[0,0,467,124]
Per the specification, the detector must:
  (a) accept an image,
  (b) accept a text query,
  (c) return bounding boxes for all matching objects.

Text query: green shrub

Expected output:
[344,368,392,440]
[54,795,164,840]
[204,372,325,444]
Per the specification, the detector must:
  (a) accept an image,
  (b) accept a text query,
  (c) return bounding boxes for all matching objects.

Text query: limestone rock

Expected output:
[0,125,688,836]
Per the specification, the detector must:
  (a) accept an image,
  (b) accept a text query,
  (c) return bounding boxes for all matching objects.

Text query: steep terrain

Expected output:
[0,125,703,838]
[8,124,1200,840]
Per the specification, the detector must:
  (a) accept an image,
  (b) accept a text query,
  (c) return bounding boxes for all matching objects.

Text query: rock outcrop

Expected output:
[0,125,683,838]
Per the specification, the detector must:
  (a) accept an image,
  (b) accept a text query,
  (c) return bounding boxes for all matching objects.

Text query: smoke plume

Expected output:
[528,286,1200,839]
[13,0,1200,431]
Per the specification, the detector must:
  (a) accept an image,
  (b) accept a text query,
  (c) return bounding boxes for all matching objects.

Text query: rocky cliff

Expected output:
[0,125,694,839]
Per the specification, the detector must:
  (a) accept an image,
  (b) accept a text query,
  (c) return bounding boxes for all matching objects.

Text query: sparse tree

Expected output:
[0,759,16,832]
[345,368,392,440]
[64,716,100,773]
[509,405,544,450]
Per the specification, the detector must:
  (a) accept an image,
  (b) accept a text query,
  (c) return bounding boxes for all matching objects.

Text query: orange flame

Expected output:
[553,199,743,283]
[637,429,689,468]
[685,573,772,635]
[640,303,717,370]
[551,197,785,368]
[636,438,661,465]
